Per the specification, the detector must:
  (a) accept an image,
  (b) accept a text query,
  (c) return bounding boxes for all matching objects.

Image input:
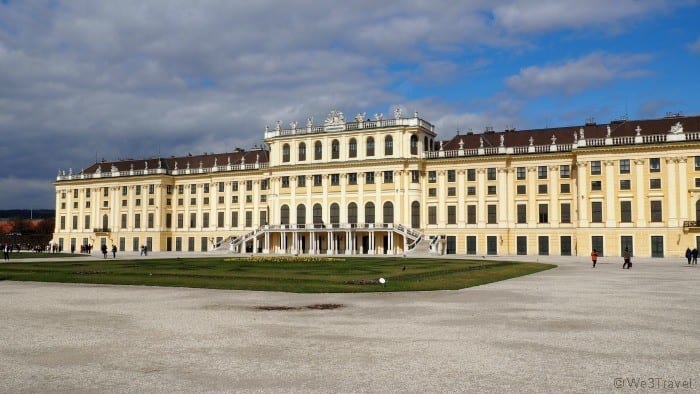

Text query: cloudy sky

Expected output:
[1,0,699,209]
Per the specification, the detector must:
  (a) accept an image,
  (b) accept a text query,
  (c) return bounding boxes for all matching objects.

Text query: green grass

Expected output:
[3,252,90,260]
[0,256,555,293]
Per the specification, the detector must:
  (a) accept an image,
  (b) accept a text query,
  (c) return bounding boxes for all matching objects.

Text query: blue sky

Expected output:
[0,0,699,208]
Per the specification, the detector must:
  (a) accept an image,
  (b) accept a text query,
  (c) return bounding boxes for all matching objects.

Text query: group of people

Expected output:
[100,244,117,259]
[591,247,633,269]
[685,247,698,264]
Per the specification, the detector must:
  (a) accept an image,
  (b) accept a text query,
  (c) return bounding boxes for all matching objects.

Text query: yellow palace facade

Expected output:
[53,110,700,258]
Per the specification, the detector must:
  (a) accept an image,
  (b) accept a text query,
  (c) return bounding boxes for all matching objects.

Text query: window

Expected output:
[231,196,238,203]
[232,182,238,192]
[383,171,393,183]
[466,236,477,254]
[516,236,527,255]
[260,179,268,191]
[365,202,375,224]
[650,158,660,172]
[538,184,547,194]
[696,156,700,170]
[538,166,547,179]
[104,187,109,197]
[134,214,141,229]
[428,188,437,197]
[467,169,476,181]
[487,205,497,224]
[366,137,375,156]
[298,176,306,188]
[148,213,154,229]
[72,216,78,230]
[231,211,238,227]
[60,216,66,230]
[651,236,664,257]
[517,185,526,195]
[428,171,436,183]
[561,203,571,223]
[189,213,196,228]
[696,178,700,188]
[189,198,195,205]
[282,144,290,162]
[203,197,209,205]
[122,214,128,229]
[467,205,476,224]
[650,201,662,222]
[410,135,418,155]
[650,178,661,189]
[447,170,456,182]
[86,201,91,208]
[331,140,339,159]
[428,206,437,225]
[246,195,252,203]
[280,205,290,225]
[411,170,419,183]
[245,180,252,191]
[73,189,78,198]
[349,138,357,158]
[202,212,209,228]
[517,204,527,224]
[313,174,322,187]
[447,187,456,197]
[166,185,172,194]
[591,180,602,191]
[619,159,630,174]
[620,201,632,223]
[382,201,394,224]
[245,211,252,227]
[122,186,128,196]
[103,200,108,208]
[487,168,496,180]
[218,196,224,204]
[560,183,570,193]
[330,174,340,186]
[560,165,570,178]
[365,172,375,184]
[281,176,289,188]
[135,199,141,207]
[178,184,185,194]
[487,236,497,255]
[561,236,572,256]
[591,202,603,223]
[348,203,357,224]
[190,184,196,194]
[384,135,393,155]
[217,212,224,227]
[538,236,549,256]
[447,205,456,224]
[467,187,476,195]
[487,185,497,195]
[538,204,548,223]
[516,167,526,180]
[298,142,306,161]
[259,210,267,226]
[84,215,90,229]
[86,189,91,198]
[314,141,322,160]
[203,184,210,194]
[591,161,601,175]
[177,213,184,228]
[620,179,631,190]
[348,173,358,185]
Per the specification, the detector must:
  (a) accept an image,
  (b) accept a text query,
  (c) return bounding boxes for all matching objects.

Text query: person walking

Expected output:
[101,244,108,259]
[693,248,698,265]
[622,247,632,269]
[591,249,598,268]
[112,245,117,259]
[686,247,692,264]
[3,244,9,261]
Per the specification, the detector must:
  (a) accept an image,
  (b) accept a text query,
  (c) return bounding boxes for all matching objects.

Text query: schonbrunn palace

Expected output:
[53,109,700,258]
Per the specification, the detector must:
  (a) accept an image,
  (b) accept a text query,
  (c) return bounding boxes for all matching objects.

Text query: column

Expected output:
[576,161,589,226]
[666,157,678,226]
[498,167,508,223]
[604,160,616,226]
[437,170,446,226]
[527,167,537,226]
[633,159,646,226]
[549,165,559,224]
[678,157,689,220]
[457,169,466,227]
[477,168,486,226]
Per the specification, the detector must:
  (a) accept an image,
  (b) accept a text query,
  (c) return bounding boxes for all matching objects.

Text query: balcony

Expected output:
[93,228,111,234]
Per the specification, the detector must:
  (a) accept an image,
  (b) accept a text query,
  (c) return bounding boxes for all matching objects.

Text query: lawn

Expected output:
[0,256,555,292]
[3,252,90,260]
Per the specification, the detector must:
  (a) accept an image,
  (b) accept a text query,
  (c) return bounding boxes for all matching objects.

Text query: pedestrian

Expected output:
[622,247,632,269]
[140,245,144,256]
[101,244,108,259]
[144,246,148,256]
[3,244,9,261]
[686,247,692,264]
[693,248,698,265]
[591,249,598,268]
[112,245,117,259]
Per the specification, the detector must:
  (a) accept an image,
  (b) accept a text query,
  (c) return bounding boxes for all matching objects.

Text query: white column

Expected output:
[666,157,678,226]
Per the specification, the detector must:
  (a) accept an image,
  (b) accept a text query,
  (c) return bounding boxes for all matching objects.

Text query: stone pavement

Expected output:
[0,255,698,393]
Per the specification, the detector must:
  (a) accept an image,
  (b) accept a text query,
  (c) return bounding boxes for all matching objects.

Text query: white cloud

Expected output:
[505,52,652,97]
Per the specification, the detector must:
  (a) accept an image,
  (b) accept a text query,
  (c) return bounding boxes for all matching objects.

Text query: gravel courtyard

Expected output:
[1,256,698,393]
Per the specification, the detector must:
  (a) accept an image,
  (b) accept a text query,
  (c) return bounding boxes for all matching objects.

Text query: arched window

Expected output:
[296,204,306,226]
[280,205,290,225]
[314,140,322,160]
[424,136,429,152]
[384,135,393,156]
[330,203,340,227]
[313,203,323,225]
[102,214,108,230]
[383,201,394,224]
[365,202,375,224]
[410,135,418,155]
[298,142,306,161]
[349,138,357,158]
[331,139,340,159]
[348,202,358,225]
[411,201,420,228]
[282,144,290,162]
[366,137,375,157]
